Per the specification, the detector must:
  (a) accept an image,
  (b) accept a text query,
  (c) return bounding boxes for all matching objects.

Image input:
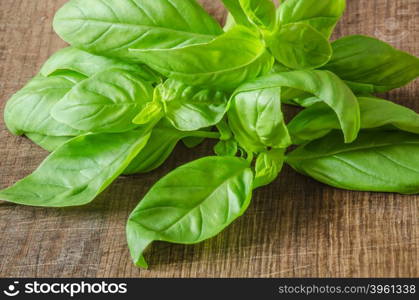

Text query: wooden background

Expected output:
[0,0,418,278]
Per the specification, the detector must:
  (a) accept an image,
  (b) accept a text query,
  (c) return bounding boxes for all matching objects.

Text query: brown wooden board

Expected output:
[0,0,418,278]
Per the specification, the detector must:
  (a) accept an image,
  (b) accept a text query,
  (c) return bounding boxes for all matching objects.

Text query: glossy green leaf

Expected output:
[322,35,419,93]
[214,139,238,157]
[282,95,324,107]
[228,86,291,153]
[157,79,229,131]
[270,62,291,74]
[254,148,285,188]
[40,47,159,82]
[4,72,85,136]
[52,69,154,133]
[278,88,311,106]
[221,0,253,28]
[294,96,324,107]
[235,70,360,143]
[289,97,419,143]
[182,136,205,149]
[216,119,234,141]
[53,0,222,61]
[268,23,332,69]
[124,121,187,175]
[125,120,220,175]
[127,156,254,268]
[239,0,276,30]
[224,13,237,31]
[287,131,419,194]
[132,100,164,126]
[278,0,346,38]
[26,133,73,152]
[0,129,151,207]
[213,119,237,156]
[129,26,274,90]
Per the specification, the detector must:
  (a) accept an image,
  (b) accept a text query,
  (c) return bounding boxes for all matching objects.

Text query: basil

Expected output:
[2,0,418,268]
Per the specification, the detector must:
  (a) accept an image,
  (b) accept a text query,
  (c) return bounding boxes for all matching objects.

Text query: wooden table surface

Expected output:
[0,0,418,278]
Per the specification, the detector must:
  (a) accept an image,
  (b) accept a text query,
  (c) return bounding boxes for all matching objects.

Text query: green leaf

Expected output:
[125,120,220,175]
[123,120,186,175]
[40,47,159,82]
[286,130,419,194]
[216,119,234,141]
[182,136,205,149]
[132,99,164,125]
[0,129,151,207]
[270,62,291,74]
[4,72,86,136]
[289,97,419,144]
[254,149,285,188]
[214,140,238,157]
[52,69,154,133]
[239,0,277,30]
[322,35,419,93]
[278,0,346,38]
[277,88,311,107]
[157,79,229,131]
[126,156,253,268]
[228,86,291,153]
[53,0,222,61]
[224,13,237,31]
[268,23,332,69]
[25,133,73,152]
[221,0,253,28]
[287,96,323,107]
[129,26,274,90]
[235,70,360,143]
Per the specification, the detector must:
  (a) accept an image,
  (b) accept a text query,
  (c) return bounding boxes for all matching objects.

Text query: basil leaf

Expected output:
[0,129,151,207]
[129,26,274,90]
[52,69,154,133]
[40,47,158,82]
[126,156,253,268]
[270,62,291,74]
[268,23,332,69]
[157,79,229,131]
[214,120,238,156]
[254,149,285,188]
[286,130,419,194]
[224,13,237,31]
[5,47,158,138]
[239,0,276,30]
[125,120,219,175]
[223,0,276,31]
[216,119,234,141]
[221,0,253,28]
[236,70,360,143]
[278,0,346,38]
[123,121,186,175]
[228,86,291,153]
[132,100,164,126]
[214,140,238,157]
[4,72,86,136]
[289,96,323,107]
[53,0,222,61]
[25,133,73,152]
[182,136,205,149]
[322,35,419,93]
[289,97,419,144]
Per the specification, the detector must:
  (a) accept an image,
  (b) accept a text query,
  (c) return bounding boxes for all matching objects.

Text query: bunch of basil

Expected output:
[2,0,419,268]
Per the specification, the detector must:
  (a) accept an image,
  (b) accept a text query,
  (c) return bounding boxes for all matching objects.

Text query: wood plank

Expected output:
[0,0,417,277]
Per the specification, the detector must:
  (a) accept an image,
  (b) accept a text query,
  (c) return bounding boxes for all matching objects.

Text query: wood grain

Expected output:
[0,0,418,278]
